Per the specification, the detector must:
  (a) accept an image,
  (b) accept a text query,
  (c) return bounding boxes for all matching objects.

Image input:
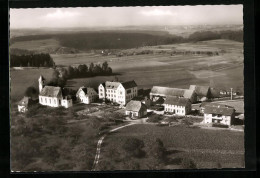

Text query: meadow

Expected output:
[9,39,244,104]
[97,124,244,170]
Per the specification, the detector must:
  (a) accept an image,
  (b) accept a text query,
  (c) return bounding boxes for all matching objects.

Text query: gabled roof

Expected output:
[76,86,97,96]
[39,86,62,97]
[105,81,121,89]
[189,85,210,97]
[164,96,191,106]
[204,106,235,116]
[18,96,33,107]
[126,100,147,112]
[132,96,150,102]
[151,86,194,99]
[121,81,137,89]
[200,102,233,108]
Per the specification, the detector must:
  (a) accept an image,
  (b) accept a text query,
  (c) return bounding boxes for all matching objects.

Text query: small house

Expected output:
[163,96,191,116]
[76,86,98,104]
[125,100,147,118]
[17,96,33,112]
[61,96,73,108]
[204,104,235,126]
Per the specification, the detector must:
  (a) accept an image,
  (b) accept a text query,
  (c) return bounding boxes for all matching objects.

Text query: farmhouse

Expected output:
[98,80,138,105]
[132,96,152,107]
[125,100,147,118]
[199,102,233,114]
[76,86,98,104]
[17,96,33,113]
[203,104,235,126]
[150,86,196,103]
[189,85,211,102]
[38,75,72,108]
[163,96,191,116]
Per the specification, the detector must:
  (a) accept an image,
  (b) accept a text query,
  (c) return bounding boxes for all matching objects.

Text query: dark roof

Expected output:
[39,86,62,97]
[164,96,191,106]
[126,100,147,112]
[105,81,121,89]
[122,80,137,89]
[190,85,210,97]
[204,106,235,116]
[132,96,150,102]
[76,86,97,96]
[151,86,194,99]
[18,96,33,107]
[200,102,233,108]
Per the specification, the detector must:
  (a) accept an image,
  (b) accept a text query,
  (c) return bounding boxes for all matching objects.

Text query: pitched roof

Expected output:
[18,96,33,107]
[151,86,194,99]
[204,106,235,116]
[200,102,233,108]
[189,85,210,97]
[126,100,147,112]
[105,81,121,89]
[132,96,150,102]
[164,96,191,106]
[39,86,62,97]
[121,81,137,89]
[76,86,97,96]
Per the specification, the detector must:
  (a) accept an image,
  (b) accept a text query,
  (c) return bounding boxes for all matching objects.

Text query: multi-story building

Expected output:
[163,96,191,116]
[76,86,98,104]
[98,80,138,105]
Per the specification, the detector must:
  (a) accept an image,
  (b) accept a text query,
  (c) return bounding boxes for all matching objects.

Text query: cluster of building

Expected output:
[17,75,237,127]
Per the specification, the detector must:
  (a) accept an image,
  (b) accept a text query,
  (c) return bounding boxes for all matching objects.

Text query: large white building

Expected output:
[203,103,235,126]
[98,80,138,105]
[38,75,72,108]
[76,86,98,104]
[163,96,191,116]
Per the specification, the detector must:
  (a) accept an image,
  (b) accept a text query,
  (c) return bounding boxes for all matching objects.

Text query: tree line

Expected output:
[10,53,55,67]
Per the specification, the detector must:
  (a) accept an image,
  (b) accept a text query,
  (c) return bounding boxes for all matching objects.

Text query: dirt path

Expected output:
[91,122,136,171]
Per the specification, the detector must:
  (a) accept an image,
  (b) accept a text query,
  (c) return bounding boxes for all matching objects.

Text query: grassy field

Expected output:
[10,68,54,102]
[10,39,244,105]
[97,124,244,170]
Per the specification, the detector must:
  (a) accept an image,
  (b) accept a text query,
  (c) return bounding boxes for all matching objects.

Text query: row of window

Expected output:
[40,97,58,105]
[165,108,184,114]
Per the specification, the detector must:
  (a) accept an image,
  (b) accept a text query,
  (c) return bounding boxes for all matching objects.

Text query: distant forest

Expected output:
[10,53,55,67]
[10,30,243,51]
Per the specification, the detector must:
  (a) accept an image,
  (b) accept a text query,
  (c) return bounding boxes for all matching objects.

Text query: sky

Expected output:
[10,5,243,29]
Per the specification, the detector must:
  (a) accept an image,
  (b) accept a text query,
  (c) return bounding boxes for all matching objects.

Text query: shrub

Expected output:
[147,114,163,123]
[122,138,145,158]
[181,158,197,169]
[149,138,167,161]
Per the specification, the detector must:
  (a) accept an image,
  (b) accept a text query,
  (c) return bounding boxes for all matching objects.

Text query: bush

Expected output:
[122,138,145,158]
[147,114,163,123]
[149,138,167,161]
[181,158,197,169]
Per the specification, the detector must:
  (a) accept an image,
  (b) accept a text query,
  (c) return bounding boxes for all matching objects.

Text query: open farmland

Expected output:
[59,39,243,93]
[10,68,54,103]
[97,124,244,170]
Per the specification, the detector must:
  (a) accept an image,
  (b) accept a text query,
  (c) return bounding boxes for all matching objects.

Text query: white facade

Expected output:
[18,105,27,113]
[204,113,232,126]
[164,104,191,116]
[76,87,98,104]
[98,82,138,105]
[61,99,73,108]
[39,96,62,107]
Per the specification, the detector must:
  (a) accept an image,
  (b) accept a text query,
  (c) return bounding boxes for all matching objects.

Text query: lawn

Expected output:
[97,124,244,170]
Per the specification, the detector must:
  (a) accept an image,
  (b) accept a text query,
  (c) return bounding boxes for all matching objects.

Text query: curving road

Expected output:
[91,122,136,171]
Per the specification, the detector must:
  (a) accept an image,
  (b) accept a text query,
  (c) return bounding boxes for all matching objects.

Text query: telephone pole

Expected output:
[230,88,233,100]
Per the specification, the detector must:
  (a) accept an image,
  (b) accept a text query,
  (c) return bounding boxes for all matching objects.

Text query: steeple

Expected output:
[38,75,45,93]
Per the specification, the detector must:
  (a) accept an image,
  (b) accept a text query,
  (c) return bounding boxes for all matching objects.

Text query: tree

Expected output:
[24,86,38,98]
[67,66,74,78]
[102,61,108,72]
[89,62,94,75]
[122,138,145,158]
[149,138,167,161]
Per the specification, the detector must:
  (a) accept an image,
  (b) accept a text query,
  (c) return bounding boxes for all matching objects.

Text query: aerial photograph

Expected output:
[10,5,244,171]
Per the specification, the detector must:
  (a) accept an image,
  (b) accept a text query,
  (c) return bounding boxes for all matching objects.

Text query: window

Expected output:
[49,99,51,103]
[41,98,43,103]
[45,98,47,103]
[127,89,131,94]
[120,91,122,95]
[54,100,56,104]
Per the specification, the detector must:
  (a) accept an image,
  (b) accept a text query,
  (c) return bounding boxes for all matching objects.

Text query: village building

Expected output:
[17,96,34,113]
[203,103,235,126]
[132,96,152,107]
[125,100,147,118]
[199,102,233,114]
[163,96,191,116]
[38,75,73,108]
[150,86,196,103]
[189,85,211,102]
[76,86,98,104]
[98,80,138,105]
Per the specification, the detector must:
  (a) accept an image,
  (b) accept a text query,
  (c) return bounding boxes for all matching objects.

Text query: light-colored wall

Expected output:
[39,96,62,107]
[164,104,190,116]
[204,113,232,126]
[98,85,105,99]
[61,99,73,108]
[77,88,97,104]
[18,105,27,112]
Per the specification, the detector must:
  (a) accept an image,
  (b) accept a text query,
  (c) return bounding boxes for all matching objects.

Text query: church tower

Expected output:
[38,75,45,93]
